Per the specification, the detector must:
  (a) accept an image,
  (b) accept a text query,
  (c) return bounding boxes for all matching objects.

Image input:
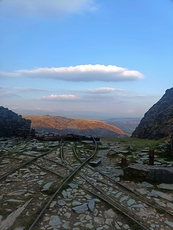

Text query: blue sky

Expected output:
[0,0,173,119]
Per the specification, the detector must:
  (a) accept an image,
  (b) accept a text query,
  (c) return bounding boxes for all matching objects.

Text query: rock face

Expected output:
[0,106,31,137]
[131,87,173,139]
[124,164,173,183]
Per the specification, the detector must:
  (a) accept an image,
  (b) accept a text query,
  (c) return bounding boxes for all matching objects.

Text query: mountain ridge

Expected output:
[23,114,125,136]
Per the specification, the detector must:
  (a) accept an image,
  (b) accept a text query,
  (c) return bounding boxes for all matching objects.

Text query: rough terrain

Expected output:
[0,136,173,230]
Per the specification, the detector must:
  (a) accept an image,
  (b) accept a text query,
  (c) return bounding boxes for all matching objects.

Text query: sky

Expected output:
[0,0,173,120]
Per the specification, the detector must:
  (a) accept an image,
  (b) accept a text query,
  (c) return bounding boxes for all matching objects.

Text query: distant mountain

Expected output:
[131,87,173,140]
[104,118,141,136]
[23,115,125,137]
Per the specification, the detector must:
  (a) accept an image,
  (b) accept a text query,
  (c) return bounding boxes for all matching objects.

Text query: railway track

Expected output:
[0,137,173,230]
[0,137,99,229]
[74,164,173,229]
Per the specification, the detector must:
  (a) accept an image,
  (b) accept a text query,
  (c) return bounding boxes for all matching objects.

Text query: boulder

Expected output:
[124,164,173,183]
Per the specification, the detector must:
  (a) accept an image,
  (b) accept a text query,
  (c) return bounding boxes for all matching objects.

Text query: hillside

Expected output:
[131,87,173,139]
[23,115,125,137]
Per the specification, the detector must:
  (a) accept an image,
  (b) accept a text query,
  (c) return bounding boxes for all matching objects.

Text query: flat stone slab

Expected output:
[124,164,173,183]
[49,215,62,226]
[72,204,88,213]
[157,183,173,190]
[88,199,95,211]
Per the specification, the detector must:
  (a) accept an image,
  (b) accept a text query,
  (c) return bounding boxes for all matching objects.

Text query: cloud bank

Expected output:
[0,0,97,19]
[0,64,144,82]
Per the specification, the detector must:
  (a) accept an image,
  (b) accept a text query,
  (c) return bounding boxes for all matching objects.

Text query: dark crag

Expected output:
[0,106,31,137]
[131,87,173,140]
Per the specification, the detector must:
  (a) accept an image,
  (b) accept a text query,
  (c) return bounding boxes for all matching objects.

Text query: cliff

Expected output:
[131,87,173,140]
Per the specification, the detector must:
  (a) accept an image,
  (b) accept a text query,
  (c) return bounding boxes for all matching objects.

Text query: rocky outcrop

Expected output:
[124,164,173,183]
[131,87,173,139]
[0,106,31,137]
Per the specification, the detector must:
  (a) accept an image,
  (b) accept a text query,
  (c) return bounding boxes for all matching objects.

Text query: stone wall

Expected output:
[0,106,31,137]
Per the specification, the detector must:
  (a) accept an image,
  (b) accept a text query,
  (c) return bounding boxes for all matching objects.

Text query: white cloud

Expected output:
[41,94,77,100]
[0,64,144,82]
[86,87,115,93]
[0,0,97,19]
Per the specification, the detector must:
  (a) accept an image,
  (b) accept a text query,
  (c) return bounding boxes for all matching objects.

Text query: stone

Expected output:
[131,204,145,209]
[141,181,154,188]
[120,196,128,203]
[50,201,57,208]
[149,190,173,201]
[124,164,173,183]
[123,224,130,229]
[85,194,92,200]
[89,159,101,167]
[94,217,104,224]
[72,201,82,206]
[62,190,68,198]
[64,212,71,219]
[88,199,95,211]
[41,181,54,192]
[69,183,78,189]
[96,227,104,230]
[115,192,122,198]
[114,222,121,229]
[85,223,94,229]
[136,188,148,195]
[72,204,88,213]
[62,222,69,229]
[7,190,27,196]
[7,199,24,203]
[104,209,116,218]
[157,183,173,190]
[49,215,62,226]
[127,199,135,206]
[154,199,166,207]
[165,220,173,227]
[167,202,173,209]
[37,180,44,185]
[58,200,66,206]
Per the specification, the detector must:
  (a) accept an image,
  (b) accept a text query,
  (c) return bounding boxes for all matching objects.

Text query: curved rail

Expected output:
[28,137,97,229]
[0,149,55,181]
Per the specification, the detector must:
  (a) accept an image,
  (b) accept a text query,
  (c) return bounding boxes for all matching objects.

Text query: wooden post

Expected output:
[149,149,154,165]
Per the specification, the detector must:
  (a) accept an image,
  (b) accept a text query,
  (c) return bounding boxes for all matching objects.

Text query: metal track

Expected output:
[28,137,97,229]
[78,178,149,230]
[98,170,173,217]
